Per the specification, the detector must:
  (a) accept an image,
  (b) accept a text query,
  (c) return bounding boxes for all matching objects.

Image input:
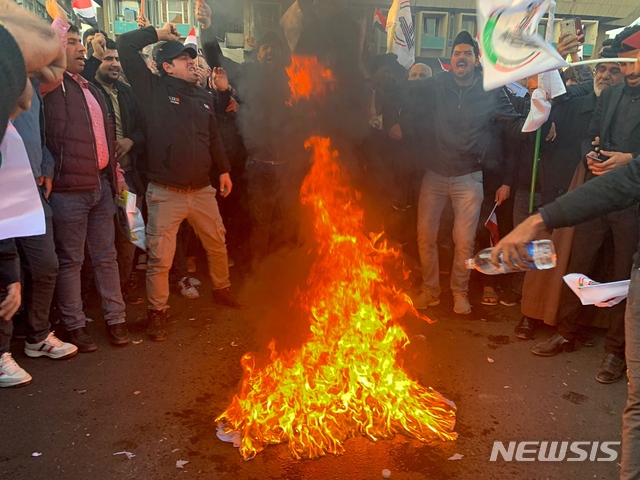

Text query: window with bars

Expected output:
[252,2,281,38]
[162,0,190,25]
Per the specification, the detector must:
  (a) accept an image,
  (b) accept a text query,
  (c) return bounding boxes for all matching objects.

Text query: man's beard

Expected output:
[97,71,118,85]
[593,77,604,97]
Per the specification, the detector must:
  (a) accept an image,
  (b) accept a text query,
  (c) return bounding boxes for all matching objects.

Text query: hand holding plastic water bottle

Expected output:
[488,213,550,272]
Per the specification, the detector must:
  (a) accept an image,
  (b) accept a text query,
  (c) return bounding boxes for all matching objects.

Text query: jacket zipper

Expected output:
[446,77,480,109]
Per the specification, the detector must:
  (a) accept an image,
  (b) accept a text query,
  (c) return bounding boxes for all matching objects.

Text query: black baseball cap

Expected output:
[452,31,479,58]
[155,41,197,72]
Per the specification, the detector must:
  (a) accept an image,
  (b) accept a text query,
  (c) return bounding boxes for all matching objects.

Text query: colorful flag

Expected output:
[386,0,415,69]
[477,0,567,91]
[373,8,387,33]
[438,58,451,72]
[184,27,198,50]
[484,202,500,247]
[71,0,99,28]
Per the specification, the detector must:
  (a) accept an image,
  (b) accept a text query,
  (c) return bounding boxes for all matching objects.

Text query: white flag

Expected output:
[477,0,567,91]
[386,0,415,69]
[522,69,566,132]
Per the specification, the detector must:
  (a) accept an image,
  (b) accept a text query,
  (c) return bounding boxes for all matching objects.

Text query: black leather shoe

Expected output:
[68,327,97,353]
[595,353,626,384]
[107,323,130,346]
[514,316,537,340]
[147,309,168,342]
[212,287,242,309]
[531,334,575,356]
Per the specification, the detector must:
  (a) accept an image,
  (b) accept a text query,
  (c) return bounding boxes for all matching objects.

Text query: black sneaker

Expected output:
[68,327,98,353]
[146,309,168,342]
[212,287,242,309]
[107,323,131,346]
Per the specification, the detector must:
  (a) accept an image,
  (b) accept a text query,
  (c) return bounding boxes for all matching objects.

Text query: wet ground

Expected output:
[0,250,626,480]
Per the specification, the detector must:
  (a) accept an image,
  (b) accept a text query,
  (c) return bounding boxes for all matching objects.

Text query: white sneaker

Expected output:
[188,277,202,287]
[412,289,441,310]
[178,277,200,299]
[0,352,32,387]
[453,292,472,315]
[25,332,78,359]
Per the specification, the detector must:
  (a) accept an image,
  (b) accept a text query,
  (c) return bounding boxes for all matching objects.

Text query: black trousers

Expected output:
[557,206,639,358]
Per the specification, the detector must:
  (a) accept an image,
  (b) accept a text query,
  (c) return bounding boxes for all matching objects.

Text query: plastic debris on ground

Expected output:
[382,468,392,478]
[231,342,238,347]
[113,451,136,459]
[31,452,42,457]
[448,453,464,460]
[487,357,495,364]
[133,391,141,395]
[176,460,189,468]
[216,427,242,448]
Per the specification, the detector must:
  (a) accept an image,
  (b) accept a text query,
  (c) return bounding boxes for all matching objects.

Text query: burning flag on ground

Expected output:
[386,0,415,69]
[215,56,457,460]
[477,0,567,91]
[71,0,99,27]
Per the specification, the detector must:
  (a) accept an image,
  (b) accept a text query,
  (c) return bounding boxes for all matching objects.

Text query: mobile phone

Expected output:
[587,152,608,163]
[559,19,581,53]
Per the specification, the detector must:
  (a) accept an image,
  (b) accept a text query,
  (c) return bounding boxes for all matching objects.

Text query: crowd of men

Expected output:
[2,0,640,477]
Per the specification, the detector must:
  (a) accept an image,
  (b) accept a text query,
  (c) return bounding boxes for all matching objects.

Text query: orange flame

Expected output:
[216,137,457,460]
[286,56,335,105]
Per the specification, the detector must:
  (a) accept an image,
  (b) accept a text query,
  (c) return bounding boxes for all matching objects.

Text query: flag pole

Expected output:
[529,128,542,215]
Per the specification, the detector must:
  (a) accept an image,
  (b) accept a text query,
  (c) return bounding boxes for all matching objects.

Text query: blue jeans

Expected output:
[621,263,640,480]
[0,198,58,354]
[417,170,483,296]
[50,176,126,330]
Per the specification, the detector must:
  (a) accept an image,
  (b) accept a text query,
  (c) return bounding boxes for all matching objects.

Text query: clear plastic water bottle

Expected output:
[465,240,557,275]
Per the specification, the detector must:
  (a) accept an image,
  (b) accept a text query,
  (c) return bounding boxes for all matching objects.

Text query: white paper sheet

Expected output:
[0,123,45,241]
[563,273,630,307]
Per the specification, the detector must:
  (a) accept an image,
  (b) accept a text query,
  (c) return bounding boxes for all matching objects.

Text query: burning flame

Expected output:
[286,56,336,105]
[216,135,457,460]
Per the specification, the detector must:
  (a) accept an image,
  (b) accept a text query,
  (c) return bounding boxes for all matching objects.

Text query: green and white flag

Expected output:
[478,0,567,91]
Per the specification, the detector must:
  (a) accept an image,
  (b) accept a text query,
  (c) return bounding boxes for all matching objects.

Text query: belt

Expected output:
[151,181,207,194]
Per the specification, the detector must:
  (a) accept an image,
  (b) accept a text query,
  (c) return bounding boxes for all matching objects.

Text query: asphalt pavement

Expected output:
[0,251,626,480]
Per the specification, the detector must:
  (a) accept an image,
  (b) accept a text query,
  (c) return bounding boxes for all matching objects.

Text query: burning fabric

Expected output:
[216,135,457,460]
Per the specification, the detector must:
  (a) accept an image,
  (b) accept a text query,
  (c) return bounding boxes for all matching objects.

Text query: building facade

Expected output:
[87,0,640,63]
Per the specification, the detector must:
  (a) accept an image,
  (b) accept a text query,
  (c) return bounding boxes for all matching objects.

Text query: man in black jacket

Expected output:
[530,27,640,385]
[406,31,524,315]
[494,34,640,479]
[118,23,239,343]
[91,38,146,305]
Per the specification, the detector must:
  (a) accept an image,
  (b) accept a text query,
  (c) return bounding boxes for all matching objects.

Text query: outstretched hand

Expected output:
[195,0,211,29]
[212,67,229,91]
[0,0,67,85]
[490,214,546,271]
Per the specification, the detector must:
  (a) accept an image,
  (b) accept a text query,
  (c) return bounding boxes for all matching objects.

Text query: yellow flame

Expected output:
[216,137,457,460]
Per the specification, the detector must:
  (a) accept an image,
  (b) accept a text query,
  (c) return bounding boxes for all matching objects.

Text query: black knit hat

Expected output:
[452,31,479,58]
